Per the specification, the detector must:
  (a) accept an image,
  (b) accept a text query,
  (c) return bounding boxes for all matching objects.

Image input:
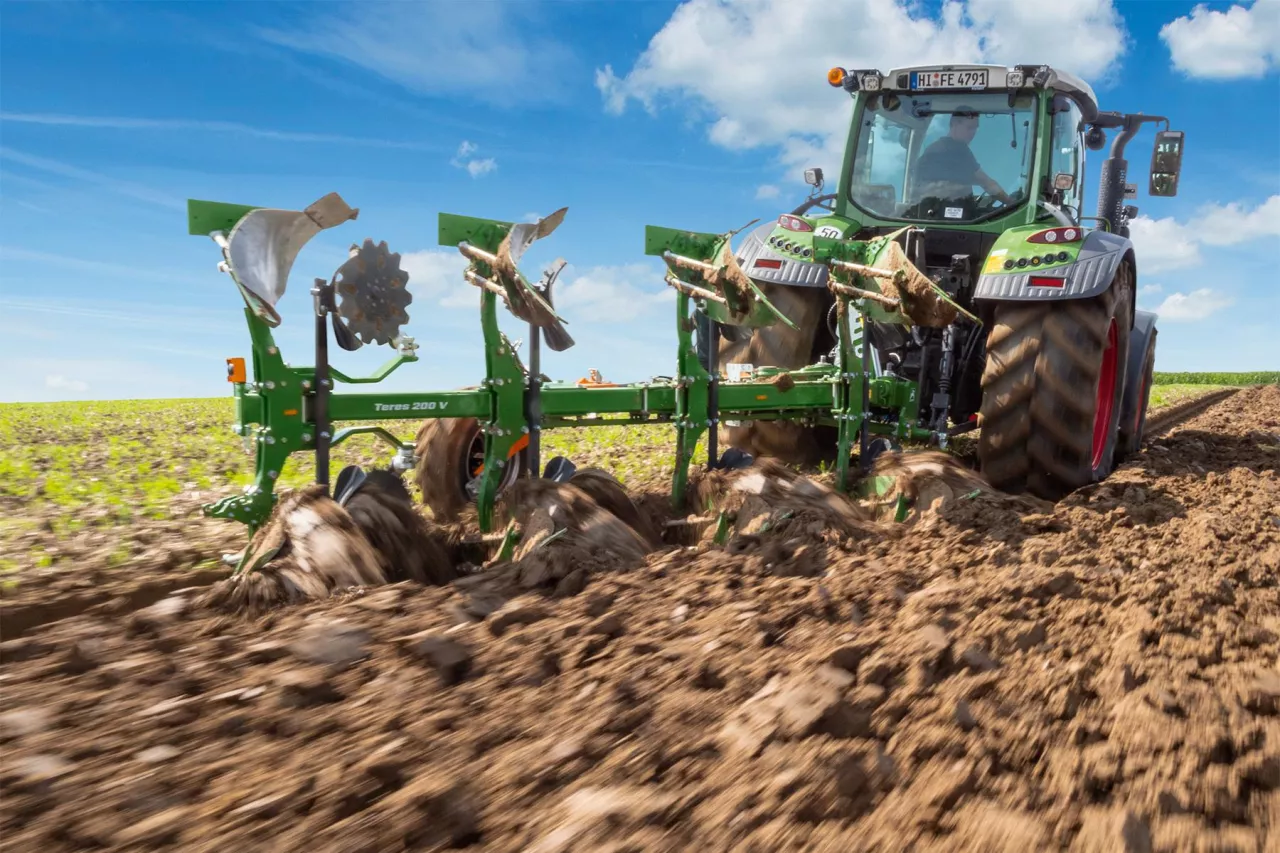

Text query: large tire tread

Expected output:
[978,264,1133,501]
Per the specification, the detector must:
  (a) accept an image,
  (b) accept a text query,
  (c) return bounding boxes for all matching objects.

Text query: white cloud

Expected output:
[596,0,1128,175]
[45,374,89,393]
[0,146,184,211]
[400,249,469,305]
[1160,0,1280,80]
[553,263,674,324]
[0,112,448,153]
[1194,194,1280,245]
[1127,215,1203,273]
[1129,193,1279,273]
[1150,288,1235,321]
[450,140,497,178]
[755,184,780,200]
[255,3,574,105]
[466,158,497,178]
[1138,283,1163,297]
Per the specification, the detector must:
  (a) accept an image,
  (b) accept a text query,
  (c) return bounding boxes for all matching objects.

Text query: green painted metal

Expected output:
[193,197,936,554]
[188,199,260,236]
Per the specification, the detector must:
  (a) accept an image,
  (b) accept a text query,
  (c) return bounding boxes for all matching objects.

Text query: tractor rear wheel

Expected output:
[413,417,527,522]
[717,282,835,466]
[977,263,1134,500]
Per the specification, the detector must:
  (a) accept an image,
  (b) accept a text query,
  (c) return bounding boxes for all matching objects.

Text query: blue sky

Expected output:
[1,0,1277,403]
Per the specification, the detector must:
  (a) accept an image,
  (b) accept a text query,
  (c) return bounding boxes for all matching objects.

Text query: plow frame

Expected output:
[189,197,937,552]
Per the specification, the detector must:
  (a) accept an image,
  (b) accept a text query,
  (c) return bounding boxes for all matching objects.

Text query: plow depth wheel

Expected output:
[977,263,1134,500]
[413,417,527,522]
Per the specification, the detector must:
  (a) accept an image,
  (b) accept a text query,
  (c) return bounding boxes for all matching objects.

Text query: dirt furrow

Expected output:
[1,385,1277,852]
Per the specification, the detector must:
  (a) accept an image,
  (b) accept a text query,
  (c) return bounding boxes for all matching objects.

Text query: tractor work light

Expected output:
[1005,70,1025,88]
[777,214,813,232]
[860,73,882,91]
[1027,227,1081,244]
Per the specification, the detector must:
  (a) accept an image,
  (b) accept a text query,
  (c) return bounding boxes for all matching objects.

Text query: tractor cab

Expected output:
[835,64,1100,229]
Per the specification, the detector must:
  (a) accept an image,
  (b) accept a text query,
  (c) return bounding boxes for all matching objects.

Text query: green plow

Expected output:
[188,192,941,569]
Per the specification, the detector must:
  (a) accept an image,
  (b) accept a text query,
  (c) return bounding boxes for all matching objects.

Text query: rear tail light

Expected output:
[1028,227,1081,244]
[777,215,813,232]
[1029,276,1065,288]
[754,258,783,269]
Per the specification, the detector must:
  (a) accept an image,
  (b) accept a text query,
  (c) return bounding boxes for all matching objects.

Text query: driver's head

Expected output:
[950,107,979,143]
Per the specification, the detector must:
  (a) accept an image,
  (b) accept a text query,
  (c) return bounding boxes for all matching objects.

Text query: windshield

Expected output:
[847,91,1038,224]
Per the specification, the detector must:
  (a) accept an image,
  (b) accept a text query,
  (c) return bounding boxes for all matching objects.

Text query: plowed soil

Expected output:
[2,385,1279,852]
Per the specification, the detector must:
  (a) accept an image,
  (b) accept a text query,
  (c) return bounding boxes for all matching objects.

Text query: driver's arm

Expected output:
[975,168,1013,204]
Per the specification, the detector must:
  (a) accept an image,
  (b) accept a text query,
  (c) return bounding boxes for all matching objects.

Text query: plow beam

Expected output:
[645,225,798,331]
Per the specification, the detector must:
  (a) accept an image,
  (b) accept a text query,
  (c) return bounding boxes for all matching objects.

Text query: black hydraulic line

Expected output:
[707,321,720,468]
[526,321,542,480]
[311,279,332,493]
[859,317,870,471]
[932,322,957,432]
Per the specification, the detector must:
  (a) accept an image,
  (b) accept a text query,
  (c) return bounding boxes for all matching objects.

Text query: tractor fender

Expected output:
[973,230,1133,304]
[1117,309,1158,435]
[734,222,829,288]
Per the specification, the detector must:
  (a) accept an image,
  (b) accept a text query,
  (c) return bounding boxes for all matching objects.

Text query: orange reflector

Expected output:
[283,409,298,416]
[226,357,246,383]
[827,67,846,87]
[756,395,768,401]
[474,434,531,476]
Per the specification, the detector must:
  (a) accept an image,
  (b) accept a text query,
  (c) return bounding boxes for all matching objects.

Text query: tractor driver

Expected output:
[914,107,1014,206]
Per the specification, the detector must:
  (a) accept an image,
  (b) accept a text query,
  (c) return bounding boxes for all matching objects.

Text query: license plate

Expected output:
[910,69,988,90]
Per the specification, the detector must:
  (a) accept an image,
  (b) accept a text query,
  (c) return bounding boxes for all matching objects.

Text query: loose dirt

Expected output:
[2,385,1278,852]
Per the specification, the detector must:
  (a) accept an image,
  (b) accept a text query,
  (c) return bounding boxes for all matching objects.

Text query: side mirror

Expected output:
[804,168,824,189]
[1149,130,1185,197]
[1053,173,1075,191]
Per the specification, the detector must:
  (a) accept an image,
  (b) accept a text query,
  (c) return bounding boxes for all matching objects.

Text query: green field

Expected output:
[1152,372,1279,386]
[0,375,1258,575]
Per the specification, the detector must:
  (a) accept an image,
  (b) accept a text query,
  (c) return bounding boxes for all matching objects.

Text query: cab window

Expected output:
[1050,95,1085,215]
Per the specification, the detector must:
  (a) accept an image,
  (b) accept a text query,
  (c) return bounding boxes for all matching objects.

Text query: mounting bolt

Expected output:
[265,437,276,444]
[320,431,330,439]
[302,433,312,442]
[267,347,278,355]
[301,380,312,390]
[268,471,278,479]
[265,381,276,390]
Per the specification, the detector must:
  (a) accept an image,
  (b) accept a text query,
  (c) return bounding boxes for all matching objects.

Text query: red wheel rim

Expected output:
[1091,318,1119,469]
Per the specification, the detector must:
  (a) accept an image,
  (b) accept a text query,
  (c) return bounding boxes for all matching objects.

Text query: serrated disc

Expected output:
[332,238,413,346]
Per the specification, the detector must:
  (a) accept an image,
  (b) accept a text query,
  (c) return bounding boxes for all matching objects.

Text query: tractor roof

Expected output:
[883,63,1100,122]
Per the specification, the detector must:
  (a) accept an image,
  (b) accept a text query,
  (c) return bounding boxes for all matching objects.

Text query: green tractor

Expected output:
[710,62,1185,501]
[189,62,1187,553]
